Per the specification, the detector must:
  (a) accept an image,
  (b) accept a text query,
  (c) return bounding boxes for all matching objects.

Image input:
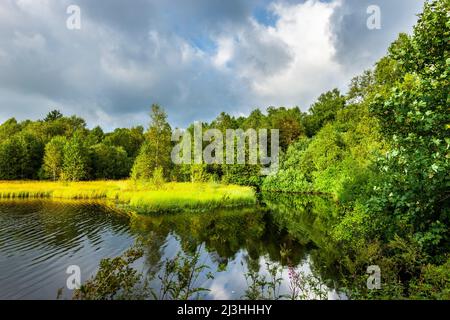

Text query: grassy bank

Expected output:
[0,181,256,213]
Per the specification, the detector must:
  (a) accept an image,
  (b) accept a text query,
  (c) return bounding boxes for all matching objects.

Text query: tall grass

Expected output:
[0,181,256,213]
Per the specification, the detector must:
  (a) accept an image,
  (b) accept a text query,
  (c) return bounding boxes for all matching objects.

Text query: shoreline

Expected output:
[0,180,256,214]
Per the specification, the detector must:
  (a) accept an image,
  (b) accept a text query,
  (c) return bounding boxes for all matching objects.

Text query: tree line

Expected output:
[0,110,144,181]
[0,103,315,184]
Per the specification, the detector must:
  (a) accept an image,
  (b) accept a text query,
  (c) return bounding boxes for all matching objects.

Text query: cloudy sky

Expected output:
[0,0,425,130]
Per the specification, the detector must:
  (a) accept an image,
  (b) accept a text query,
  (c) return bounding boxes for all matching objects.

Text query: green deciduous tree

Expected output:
[44,110,63,122]
[91,143,131,179]
[0,133,44,180]
[267,107,304,151]
[62,131,90,181]
[104,126,145,159]
[131,105,172,180]
[304,89,346,137]
[368,0,450,255]
[86,126,104,146]
[42,136,67,181]
[0,137,25,180]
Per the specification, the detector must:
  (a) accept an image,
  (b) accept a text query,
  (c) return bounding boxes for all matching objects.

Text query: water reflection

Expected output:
[0,194,344,300]
[0,200,134,299]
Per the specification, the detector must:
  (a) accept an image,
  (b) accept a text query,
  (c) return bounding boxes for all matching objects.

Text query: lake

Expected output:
[0,194,345,300]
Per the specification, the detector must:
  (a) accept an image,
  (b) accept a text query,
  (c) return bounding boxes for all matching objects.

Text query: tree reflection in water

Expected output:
[79,193,345,300]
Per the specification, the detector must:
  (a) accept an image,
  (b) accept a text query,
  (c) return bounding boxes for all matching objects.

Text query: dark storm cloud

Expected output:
[330,0,424,72]
[0,0,264,129]
[75,0,271,43]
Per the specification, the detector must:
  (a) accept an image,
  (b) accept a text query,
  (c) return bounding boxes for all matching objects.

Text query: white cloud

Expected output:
[213,37,234,69]
[210,0,347,109]
[254,0,343,106]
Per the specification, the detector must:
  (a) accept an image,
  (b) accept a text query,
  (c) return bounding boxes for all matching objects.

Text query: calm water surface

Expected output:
[0,195,344,300]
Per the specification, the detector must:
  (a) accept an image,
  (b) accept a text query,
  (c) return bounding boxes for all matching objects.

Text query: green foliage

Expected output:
[62,131,90,181]
[367,0,450,256]
[262,138,313,192]
[73,247,146,300]
[104,126,144,159]
[263,103,383,201]
[41,114,87,139]
[347,70,376,104]
[337,236,448,300]
[131,142,154,181]
[189,164,209,183]
[0,136,27,180]
[86,126,104,145]
[242,252,328,300]
[304,89,346,137]
[20,133,45,179]
[243,261,284,300]
[186,106,306,186]
[151,249,212,300]
[285,265,328,300]
[44,110,63,122]
[222,163,263,187]
[0,118,22,141]
[409,257,450,300]
[262,168,312,193]
[0,110,144,181]
[331,203,373,250]
[261,1,449,299]
[267,106,304,150]
[150,166,165,189]
[242,109,269,130]
[0,133,44,180]
[131,105,172,180]
[91,143,131,179]
[42,136,67,181]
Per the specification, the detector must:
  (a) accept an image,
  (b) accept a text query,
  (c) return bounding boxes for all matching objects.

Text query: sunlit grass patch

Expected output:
[125,183,256,213]
[0,180,256,213]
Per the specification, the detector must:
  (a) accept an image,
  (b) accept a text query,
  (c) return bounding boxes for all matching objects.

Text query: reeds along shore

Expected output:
[0,181,256,213]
